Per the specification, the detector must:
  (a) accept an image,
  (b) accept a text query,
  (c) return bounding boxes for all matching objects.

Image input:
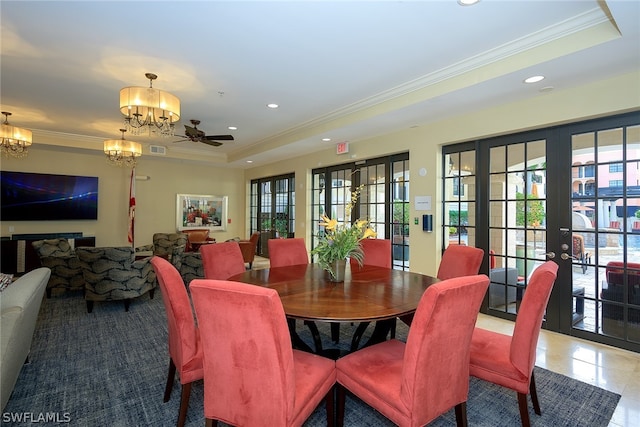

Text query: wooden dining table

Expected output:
[228,263,439,356]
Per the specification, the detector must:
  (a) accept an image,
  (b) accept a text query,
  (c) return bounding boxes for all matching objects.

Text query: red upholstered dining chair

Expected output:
[469,260,558,427]
[200,241,246,280]
[150,256,203,427]
[336,274,490,427]
[268,238,309,267]
[349,238,392,270]
[190,279,336,427]
[400,244,484,327]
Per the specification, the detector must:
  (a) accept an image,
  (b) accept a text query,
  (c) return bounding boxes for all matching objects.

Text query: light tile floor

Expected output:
[476,314,640,427]
[254,256,639,426]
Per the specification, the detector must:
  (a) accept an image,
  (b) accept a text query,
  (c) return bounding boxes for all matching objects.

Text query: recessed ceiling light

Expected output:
[458,0,480,5]
[246,160,253,163]
[322,138,331,142]
[267,103,279,109]
[524,75,545,84]
[228,126,237,130]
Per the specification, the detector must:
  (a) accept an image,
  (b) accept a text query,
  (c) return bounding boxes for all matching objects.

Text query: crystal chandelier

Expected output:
[103,129,142,167]
[1,112,32,158]
[119,73,180,137]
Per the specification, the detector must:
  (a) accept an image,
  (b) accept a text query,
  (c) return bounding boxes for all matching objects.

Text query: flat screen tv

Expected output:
[1,171,98,221]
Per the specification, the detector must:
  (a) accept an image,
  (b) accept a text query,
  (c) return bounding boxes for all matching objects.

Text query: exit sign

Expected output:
[336,142,349,154]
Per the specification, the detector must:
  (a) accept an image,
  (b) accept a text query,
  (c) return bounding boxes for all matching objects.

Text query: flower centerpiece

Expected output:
[311,185,377,282]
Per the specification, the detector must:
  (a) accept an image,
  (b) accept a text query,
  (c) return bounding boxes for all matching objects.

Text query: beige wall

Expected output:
[1,149,246,248]
[245,71,640,276]
[2,72,637,274]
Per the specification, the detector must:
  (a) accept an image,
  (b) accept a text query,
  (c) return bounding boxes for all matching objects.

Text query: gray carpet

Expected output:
[4,290,620,426]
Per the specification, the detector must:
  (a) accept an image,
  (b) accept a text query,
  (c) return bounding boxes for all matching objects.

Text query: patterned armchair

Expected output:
[135,233,188,260]
[170,245,204,285]
[32,238,84,298]
[76,247,156,313]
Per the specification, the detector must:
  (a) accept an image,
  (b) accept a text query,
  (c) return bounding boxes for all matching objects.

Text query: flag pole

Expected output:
[128,167,136,248]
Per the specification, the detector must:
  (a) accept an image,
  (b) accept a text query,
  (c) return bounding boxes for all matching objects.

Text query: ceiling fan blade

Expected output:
[201,139,223,147]
[205,135,234,141]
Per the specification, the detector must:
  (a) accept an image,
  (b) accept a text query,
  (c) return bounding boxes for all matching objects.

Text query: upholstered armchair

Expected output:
[170,245,204,285]
[181,229,215,252]
[32,238,84,298]
[76,247,156,313]
[238,232,260,269]
[135,233,188,261]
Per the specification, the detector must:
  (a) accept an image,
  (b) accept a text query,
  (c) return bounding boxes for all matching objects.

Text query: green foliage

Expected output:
[393,201,410,236]
[515,192,545,227]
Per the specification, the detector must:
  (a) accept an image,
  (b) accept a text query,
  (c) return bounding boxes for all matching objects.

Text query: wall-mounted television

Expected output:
[1,171,98,221]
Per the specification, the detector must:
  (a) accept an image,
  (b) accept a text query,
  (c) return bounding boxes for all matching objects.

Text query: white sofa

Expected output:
[0,267,50,410]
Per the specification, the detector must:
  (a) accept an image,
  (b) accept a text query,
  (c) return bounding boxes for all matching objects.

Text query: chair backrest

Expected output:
[349,238,391,269]
[510,260,558,377]
[182,229,211,251]
[606,261,640,288]
[32,238,73,258]
[572,234,585,257]
[190,279,296,426]
[150,256,201,378]
[437,245,484,280]
[401,274,489,423]
[268,238,308,268]
[152,233,188,258]
[200,242,246,280]
[239,232,261,263]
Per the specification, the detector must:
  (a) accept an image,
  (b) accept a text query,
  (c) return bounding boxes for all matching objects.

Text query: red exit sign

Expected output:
[336,141,349,154]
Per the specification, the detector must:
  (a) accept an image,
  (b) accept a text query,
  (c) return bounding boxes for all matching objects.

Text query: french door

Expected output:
[250,173,295,257]
[443,111,640,352]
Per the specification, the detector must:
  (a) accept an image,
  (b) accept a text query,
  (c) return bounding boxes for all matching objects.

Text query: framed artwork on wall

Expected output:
[176,194,228,232]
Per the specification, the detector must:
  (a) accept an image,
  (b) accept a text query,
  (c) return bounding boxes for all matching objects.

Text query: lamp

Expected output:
[1,112,32,158]
[103,129,142,167]
[119,73,180,137]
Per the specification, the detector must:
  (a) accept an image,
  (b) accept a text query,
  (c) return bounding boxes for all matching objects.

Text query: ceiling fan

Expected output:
[178,119,234,147]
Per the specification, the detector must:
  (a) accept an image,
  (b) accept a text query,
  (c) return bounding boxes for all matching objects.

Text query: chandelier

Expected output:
[119,73,180,137]
[103,129,142,167]
[1,112,32,158]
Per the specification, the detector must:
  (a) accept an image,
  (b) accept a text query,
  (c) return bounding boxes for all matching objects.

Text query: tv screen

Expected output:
[1,171,98,221]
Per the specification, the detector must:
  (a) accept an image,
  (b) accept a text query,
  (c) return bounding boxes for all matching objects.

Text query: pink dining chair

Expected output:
[200,241,246,280]
[190,279,336,427]
[268,238,309,267]
[336,274,490,427]
[400,244,484,327]
[469,260,558,427]
[349,238,392,270]
[150,256,204,427]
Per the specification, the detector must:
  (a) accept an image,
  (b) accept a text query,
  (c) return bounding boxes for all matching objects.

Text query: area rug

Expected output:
[3,290,620,426]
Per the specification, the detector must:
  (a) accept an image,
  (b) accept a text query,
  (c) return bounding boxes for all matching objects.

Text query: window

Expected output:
[609,180,623,187]
[609,163,623,173]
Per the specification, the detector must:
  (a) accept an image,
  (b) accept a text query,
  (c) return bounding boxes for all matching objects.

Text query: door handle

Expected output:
[546,252,556,259]
[560,253,577,260]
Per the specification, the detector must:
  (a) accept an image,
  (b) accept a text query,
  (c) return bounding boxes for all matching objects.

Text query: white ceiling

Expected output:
[1,1,639,168]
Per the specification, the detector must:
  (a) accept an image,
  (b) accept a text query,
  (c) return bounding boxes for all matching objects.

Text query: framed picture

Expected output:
[176,194,228,232]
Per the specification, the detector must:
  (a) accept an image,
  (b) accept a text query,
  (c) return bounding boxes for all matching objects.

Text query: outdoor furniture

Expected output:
[572,234,591,274]
[601,261,640,341]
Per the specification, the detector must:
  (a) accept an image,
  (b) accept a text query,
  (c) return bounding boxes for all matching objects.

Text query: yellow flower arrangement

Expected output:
[311,185,377,279]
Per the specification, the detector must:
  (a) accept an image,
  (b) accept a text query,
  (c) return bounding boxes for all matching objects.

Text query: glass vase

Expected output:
[325,259,347,282]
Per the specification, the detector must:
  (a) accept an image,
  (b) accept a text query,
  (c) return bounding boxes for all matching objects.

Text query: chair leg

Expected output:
[336,384,346,427]
[517,392,531,427]
[205,419,217,427]
[331,322,340,343]
[124,299,131,312]
[149,288,155,299]
[177,381,192,427]
[46,288,52,298]
[326,385,335,427]
[454,401,468,427]
[86,300,94,313]
[164,358,176,402]
[529,371,541,415]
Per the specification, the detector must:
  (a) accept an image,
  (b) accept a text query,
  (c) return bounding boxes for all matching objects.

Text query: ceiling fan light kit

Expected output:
[119,73,180,137]
[1,111,32,159]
